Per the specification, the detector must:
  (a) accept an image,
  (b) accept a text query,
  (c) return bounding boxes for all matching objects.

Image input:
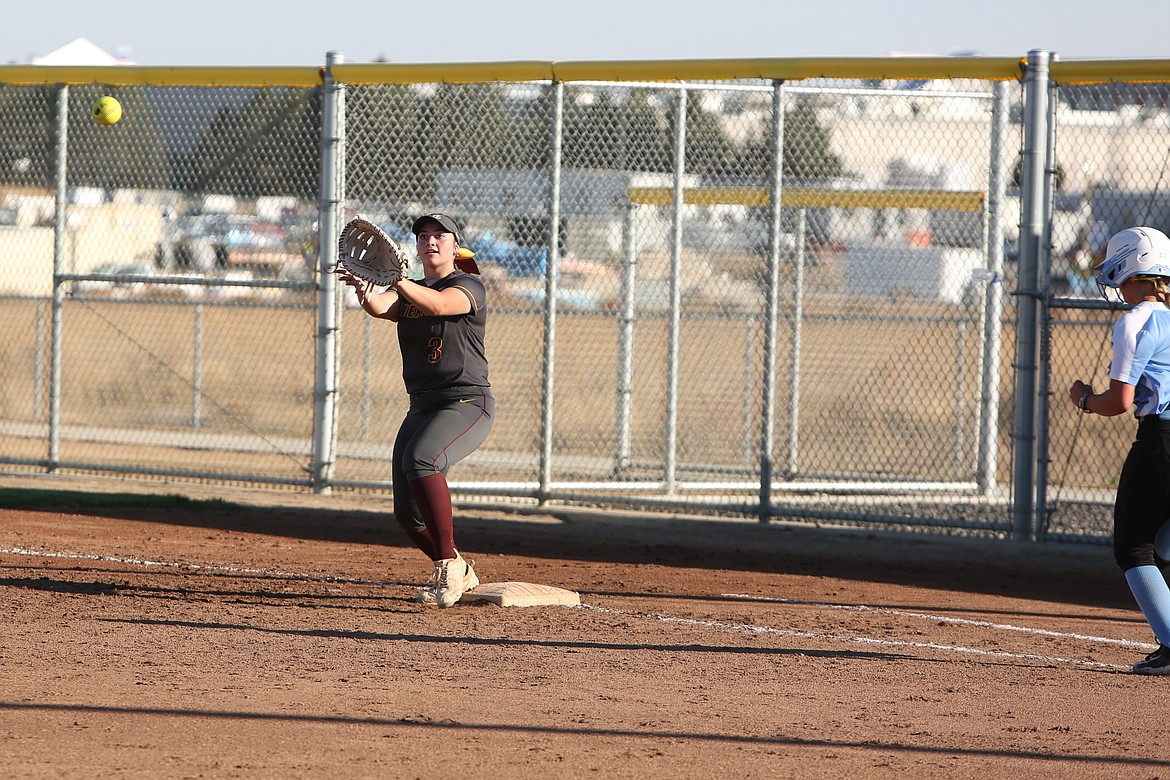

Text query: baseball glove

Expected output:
[336,216,409,287]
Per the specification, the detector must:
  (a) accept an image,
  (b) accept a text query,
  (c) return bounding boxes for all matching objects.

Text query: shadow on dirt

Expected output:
[1,486,1129,612]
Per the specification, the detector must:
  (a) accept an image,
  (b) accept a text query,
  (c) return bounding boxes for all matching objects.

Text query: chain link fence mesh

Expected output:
[0,80,320,484]
[0,59,1162,539]
[1042,79,1170,542]
[338,77,1019,528]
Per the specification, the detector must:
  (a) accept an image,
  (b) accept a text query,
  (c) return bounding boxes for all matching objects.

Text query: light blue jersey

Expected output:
[1110,301,1170,418]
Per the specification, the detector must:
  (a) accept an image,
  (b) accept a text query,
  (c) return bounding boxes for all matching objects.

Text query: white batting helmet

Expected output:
[1096,226,1170,288]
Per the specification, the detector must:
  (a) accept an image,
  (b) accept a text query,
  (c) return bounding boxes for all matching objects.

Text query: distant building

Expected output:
[30,37,134,66]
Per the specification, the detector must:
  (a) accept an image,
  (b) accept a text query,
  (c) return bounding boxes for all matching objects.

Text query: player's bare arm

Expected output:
[393,279,473,317]
[1069,378,1135,416]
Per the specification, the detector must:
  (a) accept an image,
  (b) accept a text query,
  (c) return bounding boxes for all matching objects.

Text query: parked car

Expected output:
[156,213,305,275]
[72,262,161,298]
[464,230,548,278]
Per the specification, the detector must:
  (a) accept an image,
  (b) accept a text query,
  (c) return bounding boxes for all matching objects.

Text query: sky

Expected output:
[2,0,1166,67]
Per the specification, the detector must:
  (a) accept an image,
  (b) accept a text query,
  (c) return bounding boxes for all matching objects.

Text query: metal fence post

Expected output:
[48,84,69,472]
[786,207,806,476]
[978,81,1010,496]
[665,87,687,495]
[760,80,785,521]
[312,50,344,494]
[538,80,565,502]
[615,200,637,475]
[1034,73,1061,536]
[1012,50,1053,540]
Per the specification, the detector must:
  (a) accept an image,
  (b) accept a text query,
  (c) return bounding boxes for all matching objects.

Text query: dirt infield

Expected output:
[1,475,1166,779]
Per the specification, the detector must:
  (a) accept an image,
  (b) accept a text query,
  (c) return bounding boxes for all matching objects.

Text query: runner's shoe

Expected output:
[433,554,478,608]
[414,553,479,606]
[1133,644,1170,675]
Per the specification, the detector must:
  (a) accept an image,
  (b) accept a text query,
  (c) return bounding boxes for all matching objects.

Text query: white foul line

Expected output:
[722,592,1151,649]
[577,604,1132,670]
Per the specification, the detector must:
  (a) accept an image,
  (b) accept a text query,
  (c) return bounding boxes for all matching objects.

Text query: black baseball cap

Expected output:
[411,213,461,242]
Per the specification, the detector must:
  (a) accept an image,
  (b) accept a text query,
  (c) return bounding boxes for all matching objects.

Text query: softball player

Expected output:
[339,213,494,608]
[1069,226,1170,674]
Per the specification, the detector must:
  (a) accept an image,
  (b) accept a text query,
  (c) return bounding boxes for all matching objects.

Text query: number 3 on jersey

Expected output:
[427,336,443,364]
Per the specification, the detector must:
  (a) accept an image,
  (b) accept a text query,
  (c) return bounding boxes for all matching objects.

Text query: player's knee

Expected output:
[402,451,445,478]
[1117,543,1157,571]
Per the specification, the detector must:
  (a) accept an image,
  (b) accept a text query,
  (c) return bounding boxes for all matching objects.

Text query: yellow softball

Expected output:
[92,96,122,126]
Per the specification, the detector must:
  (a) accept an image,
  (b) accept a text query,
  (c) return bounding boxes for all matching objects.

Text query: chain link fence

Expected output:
[1043,68,1170,543]
[1,55,1164,540]
[0,75,321,488]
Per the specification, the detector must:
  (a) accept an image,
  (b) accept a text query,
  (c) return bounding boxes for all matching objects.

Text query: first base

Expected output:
[461,581,580,607]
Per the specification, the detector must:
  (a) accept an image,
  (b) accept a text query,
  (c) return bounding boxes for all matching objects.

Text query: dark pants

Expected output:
[392,385,494,534]
[1114,416,1170,570]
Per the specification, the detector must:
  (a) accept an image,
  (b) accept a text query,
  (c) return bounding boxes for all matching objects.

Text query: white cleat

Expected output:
[416,553,478,607]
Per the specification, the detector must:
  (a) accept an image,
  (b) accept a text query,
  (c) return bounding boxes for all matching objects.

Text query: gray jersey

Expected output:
[396,271,489,395]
